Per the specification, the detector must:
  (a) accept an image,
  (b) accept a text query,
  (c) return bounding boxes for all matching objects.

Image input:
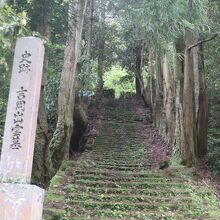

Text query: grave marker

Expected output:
[0,37,45,220]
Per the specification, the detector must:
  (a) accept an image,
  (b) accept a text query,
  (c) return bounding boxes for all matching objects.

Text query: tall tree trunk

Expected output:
[162,53,174,144]
[30,0,51,185]
[134,46,148,107]
[84,0,94,93]
[97,0,105,95]
[47,0,88,177]
[153,49,163,129]
[135,47,142,97]
[193,42,208,157]
[183,30,197,166]
[172,43,185,162]
[181,0,197,166]
[146,50,154,111]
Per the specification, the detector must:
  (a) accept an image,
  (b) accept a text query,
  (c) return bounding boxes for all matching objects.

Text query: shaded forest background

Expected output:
[0,0,220,186]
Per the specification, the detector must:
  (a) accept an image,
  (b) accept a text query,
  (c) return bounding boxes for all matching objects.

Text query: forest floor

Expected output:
[43,97,220,220]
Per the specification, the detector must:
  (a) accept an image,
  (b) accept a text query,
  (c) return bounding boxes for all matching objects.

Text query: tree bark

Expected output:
[134,46,148,107]
[153,49,163,129]
[47,0,88,177]
[84,0,94,93]
[135,47,142,97]
[183,30,197,166]
[146,50,155,114]
[162,53,174,144]
[30,0,51,185]
[97,0,106,95]
[193,43,208,157]
[172,43,185,161]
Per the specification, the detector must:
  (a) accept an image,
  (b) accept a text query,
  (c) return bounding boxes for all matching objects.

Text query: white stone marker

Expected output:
[0,37,45,220]
[0,184,44,220]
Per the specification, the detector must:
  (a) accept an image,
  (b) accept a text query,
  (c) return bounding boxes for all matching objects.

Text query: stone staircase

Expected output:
[43,99,220,220]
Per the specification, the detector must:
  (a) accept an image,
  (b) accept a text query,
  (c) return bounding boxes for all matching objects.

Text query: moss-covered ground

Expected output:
[43,99,220,220]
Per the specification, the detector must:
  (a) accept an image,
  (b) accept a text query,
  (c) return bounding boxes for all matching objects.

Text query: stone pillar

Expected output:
[0,37,45,220]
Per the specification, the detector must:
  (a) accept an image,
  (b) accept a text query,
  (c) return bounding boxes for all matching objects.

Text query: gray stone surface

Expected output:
[0,183,45,220]
[0,37,45,183]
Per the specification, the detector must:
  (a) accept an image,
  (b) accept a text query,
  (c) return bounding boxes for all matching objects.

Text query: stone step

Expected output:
[74,174,185,183]
[85,152,147,157]
[66,185,208,197]
[74,179,188,189]
[43,99,220,220]
[80,158,156,166]
[74,169,179,178]
[77,164,151,171]
[87,144,145,149]
[66,200,201,212]
[68,192,194,203]
[67,213,205,220]
[93,162,150,168]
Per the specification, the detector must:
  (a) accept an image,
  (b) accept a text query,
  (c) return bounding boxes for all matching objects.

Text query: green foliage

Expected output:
[46,69,60,131]
[204,1,220,174]
[207,148,220,176]
[117,0,209,47]
[77,60,98,96]
[0,5,30,148]
[104,65,135,98]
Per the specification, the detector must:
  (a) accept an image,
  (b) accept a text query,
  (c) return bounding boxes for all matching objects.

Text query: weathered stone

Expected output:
[0,37,44,183]
[0,37,45,220]
[0,183,44,220]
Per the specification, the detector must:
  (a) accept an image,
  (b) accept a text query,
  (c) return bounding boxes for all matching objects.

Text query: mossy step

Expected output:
[94,139,142,143]
[81,157,153,163]
[100,160,156,165]
[68,192,194,203]
[80,157,147,162]
[77,164,152,171]
[65,185,196,196]
[93,162,149,168]
[74,179,188,189]
[80,158,155,165]
[94,137,141,142]
[83,148,148,153]
[66,200,201,212]
[74,169,180,178]
[88,145,146,149]
[74,174,185,183]
[93,138,133,141]
[76,161,152,169]
[88,150,148,154]
[65,209,196,219]
[85,146,148,150]
[43,100,220,220]
[88,145,146,150]
[43,208,66,220]
[84,151,147,157]
[83,154,148,159]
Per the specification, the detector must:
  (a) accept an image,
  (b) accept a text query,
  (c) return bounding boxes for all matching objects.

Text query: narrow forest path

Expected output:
[44,98,220,220]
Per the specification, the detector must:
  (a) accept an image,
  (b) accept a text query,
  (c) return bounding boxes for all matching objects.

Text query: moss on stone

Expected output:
[43,208,65,220]
[59,160,70,171]
[50,175,63,187]
[55,170,65,177]
[45,192,65,204]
